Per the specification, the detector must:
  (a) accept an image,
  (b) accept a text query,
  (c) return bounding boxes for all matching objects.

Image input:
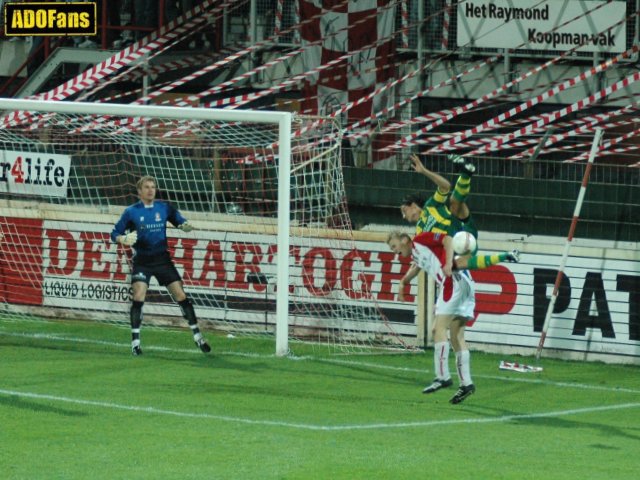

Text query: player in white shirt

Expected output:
[387,230,476,404]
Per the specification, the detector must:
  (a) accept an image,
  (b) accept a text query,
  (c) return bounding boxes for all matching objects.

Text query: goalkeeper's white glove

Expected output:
[120,231,138,246]
[179,222,195,233]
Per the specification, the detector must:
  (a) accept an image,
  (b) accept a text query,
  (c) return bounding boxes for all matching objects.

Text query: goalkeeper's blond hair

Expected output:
[136,176,157,190]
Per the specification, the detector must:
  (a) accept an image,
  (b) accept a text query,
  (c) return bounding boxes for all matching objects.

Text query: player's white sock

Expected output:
[456,350,473,386]
[131,338,140,347]
[434,341,451,380]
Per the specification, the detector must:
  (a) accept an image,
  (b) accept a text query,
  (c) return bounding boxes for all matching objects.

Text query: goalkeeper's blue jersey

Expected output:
[111,200,187,258]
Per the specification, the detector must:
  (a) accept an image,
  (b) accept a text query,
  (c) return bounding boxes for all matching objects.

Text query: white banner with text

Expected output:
[457,0,627,53]
[0,150,71,197]
[1,212,638,361]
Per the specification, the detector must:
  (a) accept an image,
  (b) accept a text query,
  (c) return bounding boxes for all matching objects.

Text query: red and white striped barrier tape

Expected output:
[274,0,284,36]
[408,113,636,154]
[178,48,304,106]
[73,0,352,134]
[132,0,403,138]
[509,104,640,159]
[346,56,499,137]
[97,79,175,104]
[104,52,217,85]
[401,0,409,49]
[74,4,226,103]
[462,63,640,157]
[0,0,228,129]
[294,58,434,140]
[567,122,640,162]
[428,44,640,155]
[346,109,459,139]
[387,1,629,152]
[293,0,301,44]
[384,52,570,151]
[441,0,451,50]
[570,145,640,164]
[171,0,353,105]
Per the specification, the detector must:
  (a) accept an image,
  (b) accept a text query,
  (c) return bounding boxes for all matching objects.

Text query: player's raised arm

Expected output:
[442,235,454,277]
[410,154,451,194]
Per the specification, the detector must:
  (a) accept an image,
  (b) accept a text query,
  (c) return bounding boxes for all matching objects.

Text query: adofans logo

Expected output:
[4,2,96,36]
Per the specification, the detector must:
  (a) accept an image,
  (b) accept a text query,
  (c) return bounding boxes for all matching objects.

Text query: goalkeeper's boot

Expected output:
[506,249,520,263]
[131,344,143,356]
[449,383,476,404]
[422,377,453,394]
[195,337,211,354]
[449,154,476,177]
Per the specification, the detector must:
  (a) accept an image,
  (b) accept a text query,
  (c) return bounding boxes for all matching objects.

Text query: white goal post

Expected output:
[0,98,416,355]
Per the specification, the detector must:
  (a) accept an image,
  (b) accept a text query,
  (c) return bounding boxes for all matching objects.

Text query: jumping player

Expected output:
[400,153,519,283]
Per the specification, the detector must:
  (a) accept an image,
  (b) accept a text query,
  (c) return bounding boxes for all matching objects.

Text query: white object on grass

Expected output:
[499,360,543,373]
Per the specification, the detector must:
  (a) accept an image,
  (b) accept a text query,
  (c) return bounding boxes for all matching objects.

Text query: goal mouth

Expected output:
[0,102,419,355]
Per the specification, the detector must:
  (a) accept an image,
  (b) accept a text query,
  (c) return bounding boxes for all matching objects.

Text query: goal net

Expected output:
[0,99,416,354]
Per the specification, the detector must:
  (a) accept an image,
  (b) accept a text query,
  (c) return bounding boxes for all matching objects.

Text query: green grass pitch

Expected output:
[1,317,639,479]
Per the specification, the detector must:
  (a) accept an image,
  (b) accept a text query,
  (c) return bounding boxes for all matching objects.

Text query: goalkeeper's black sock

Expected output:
[130,301,144,344]
[178,298,202,340]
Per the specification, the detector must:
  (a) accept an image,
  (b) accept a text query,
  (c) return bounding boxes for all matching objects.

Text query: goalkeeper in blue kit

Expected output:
[111,176,211,356]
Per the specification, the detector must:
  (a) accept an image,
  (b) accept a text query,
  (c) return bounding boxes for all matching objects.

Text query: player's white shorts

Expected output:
[435,270,475,318]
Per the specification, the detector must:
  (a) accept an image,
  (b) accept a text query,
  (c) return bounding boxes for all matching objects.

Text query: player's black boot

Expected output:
[422,377,453,394]
[195,337,211,353]
[506,249,520,263]
[448,154,476,177]
[450,384,476,404]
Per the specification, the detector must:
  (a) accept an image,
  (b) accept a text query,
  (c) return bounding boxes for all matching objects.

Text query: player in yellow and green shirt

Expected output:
[400,154,518,277]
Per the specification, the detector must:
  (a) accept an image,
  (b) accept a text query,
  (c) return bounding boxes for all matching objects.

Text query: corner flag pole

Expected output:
[535,128,604,361]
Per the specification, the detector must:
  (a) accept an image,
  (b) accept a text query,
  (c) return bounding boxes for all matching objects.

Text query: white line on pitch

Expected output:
[2,329,640,395]
[1,387,638,432]
[315,357,640,395]
[0,330,266,357]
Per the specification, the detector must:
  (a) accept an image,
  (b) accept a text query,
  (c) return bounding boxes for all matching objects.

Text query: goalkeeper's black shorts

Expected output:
[131,252,181,286]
